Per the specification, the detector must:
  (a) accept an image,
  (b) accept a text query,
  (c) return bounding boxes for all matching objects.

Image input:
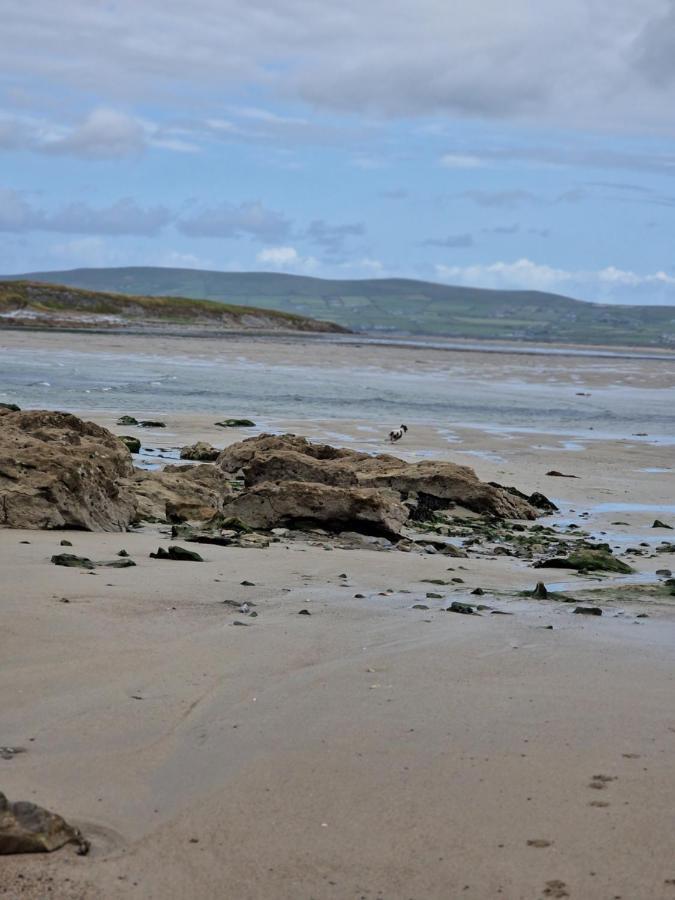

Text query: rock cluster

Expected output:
[215,434,539,537]
[0,408,136,531]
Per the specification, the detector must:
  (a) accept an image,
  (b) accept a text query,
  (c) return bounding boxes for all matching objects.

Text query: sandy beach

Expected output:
[2,331,675,899]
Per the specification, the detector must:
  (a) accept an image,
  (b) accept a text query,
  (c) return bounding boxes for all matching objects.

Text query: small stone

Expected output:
[412,604,430,610]
[471,587,484,596]
[527,839,552,848]
[59,539,72,547]
[240,580,255,586]
[574,606,602,616]
[298,609,311,616]
[426,592,443,599]
[354,593,365,599]
[447,601,475,615]
[117,549,129,557]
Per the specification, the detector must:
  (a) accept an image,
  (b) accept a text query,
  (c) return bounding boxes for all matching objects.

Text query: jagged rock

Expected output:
[218,480,409,539]
[116,415,138,426]
[218,434,538,522]
[0,410,136,531]
[180,442,220,462]
[0,792,89,855]
[124,464,230,523]
[149,545,204,562]
[119,435,141,454]
[653,519,673,529]
[535,549,633,574]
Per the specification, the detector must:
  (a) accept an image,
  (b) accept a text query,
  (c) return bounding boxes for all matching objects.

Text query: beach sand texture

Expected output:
[1,330,675,899]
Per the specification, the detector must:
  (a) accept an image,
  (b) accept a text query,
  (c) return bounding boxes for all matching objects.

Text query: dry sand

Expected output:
[2,338,675,899]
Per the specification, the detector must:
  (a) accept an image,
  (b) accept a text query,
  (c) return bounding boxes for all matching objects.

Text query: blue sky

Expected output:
[2,0,675,304]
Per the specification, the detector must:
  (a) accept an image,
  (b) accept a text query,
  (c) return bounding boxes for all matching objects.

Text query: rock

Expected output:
[546,470,578,478]
[573,606,602,616]
[139,420,166,428]
[535,549,633,574]
[426,591,443,599]
[532,581,549,599]
[116,415,138,426]
[149,545,204,562]
[117,549,129,557]
[180,442,220,462]
[656,569,672,576]
[170,524,235,547]
[215,419,256,428]
[218,434,539,521]
[51,553,94,569]
[218,480,409,539]
[652,519,673,529]
[240,580,255,586]
[446,601,475,615]
[118,435,141,454]
[412,604,430,610]
[298,609,311,615]
[0,792,89,855]
[491,483,558,513]
[101,558,136,568]
[59,539,72,546]
[125,464,230,524]
[0,410,136,531]
[0,403,20,412]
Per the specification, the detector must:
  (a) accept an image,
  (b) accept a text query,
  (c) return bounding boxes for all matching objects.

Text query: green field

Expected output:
[3,266,675,348]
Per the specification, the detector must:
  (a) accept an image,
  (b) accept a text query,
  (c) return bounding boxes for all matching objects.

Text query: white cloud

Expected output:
[435,257,675,301]
[256,245,318,272]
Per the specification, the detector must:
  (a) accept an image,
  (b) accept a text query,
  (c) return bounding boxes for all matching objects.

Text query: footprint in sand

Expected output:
[588,774,617,790]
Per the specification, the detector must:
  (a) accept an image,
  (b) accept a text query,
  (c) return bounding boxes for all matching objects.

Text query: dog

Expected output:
[388,424,408,443]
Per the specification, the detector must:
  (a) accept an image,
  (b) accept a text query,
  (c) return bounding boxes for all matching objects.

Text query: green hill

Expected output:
[0,280,347,334]
[3,266,675,348]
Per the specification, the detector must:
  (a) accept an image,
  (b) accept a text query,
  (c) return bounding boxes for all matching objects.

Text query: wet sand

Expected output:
[2,334,675,899]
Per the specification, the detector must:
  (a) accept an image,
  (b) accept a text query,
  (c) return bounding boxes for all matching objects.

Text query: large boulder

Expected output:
[0,409,136,531]
[225,434,538,521]
[125,464,231,523]
[218,480,409,539]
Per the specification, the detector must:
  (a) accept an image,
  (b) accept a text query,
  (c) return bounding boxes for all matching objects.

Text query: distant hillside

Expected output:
[3,266,675,348]
[0,281,347,334]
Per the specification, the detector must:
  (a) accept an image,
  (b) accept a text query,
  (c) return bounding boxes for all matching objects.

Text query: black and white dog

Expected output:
[388,424,408,443]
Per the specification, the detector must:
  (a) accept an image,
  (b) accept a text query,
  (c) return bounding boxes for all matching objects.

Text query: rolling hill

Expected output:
[0,280,347,334]
[3,266,675,348]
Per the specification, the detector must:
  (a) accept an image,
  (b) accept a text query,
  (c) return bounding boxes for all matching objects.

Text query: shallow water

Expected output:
[2,336,675,438]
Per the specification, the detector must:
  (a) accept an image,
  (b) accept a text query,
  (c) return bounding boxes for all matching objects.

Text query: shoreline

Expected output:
[1,335,674,899]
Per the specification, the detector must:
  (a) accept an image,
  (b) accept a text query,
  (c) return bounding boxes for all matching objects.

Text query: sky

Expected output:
[2,0,675,304]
